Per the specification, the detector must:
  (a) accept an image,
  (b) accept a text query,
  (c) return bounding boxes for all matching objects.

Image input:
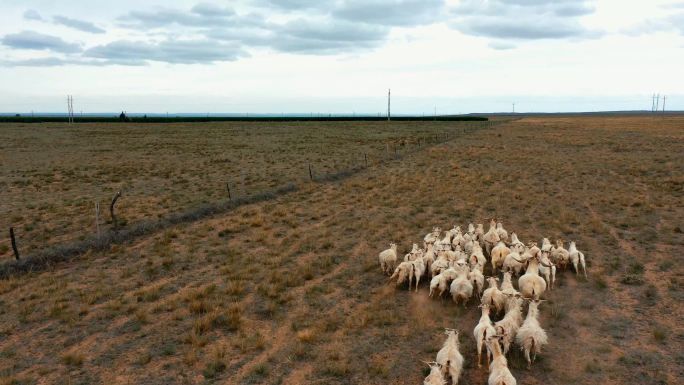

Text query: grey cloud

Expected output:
[23,10,44,21]
[53,15,106,34]
[83,39,250,64]
[448,0,601,41]
[332,0,445,27]
[190,3,236,17]
[256,0,331,10]
[1,30,83,53]
[662,2,684,9]
[488,41,517,50]
[117,7,246,29]
[0,57,149,67]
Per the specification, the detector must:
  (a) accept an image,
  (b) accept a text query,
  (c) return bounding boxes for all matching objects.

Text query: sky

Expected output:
[0,0,683,115]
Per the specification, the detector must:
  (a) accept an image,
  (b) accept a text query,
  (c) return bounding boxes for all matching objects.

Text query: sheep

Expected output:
[496,221,508,243]
[473,304,497,368]
[450,263,473,308]
[499,272,520,309]
[436,329,464,385]
[464,239,474,256]
[431,251,450,277]
[451,228,464,249]
[409,254,427,292]
[429,271,451,299]
[440,231,453,248]
[485,334,517,385]
[538,250,556,290]
[475,224,485,247]
[567,241,587,277]
[378,243,398,275]
[423,243,436,277]
[481,277,506,314]
[483,219,501,257]
[424,227,441,248]
[550,239,569,270]
[540,237,552,252]
[508,232,525,250]
[510,248,553,300]
[469,242,486,270]
[387,261,413,289]
[494,295,524,355]
[424,362,447,385]
[469,264,485,297]
[516,299,548,370]
[502,251,525,276]
[404,243,422,262]
[490,241,511,275]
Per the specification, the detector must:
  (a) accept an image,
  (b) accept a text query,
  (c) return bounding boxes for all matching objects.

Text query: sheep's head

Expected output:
[556,239,564,247]
[390,242,397,248]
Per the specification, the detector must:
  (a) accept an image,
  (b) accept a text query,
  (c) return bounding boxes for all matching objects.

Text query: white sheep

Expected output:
[387,261,413,289]
[510,248,553,300]
[409,254,427,292]
[469,242,486,268]
[481,277,506,315]
[475,224,485,247]
[473,304,497,368]
[485,335,517,385]
[538,250,556,290]
[496,221,508,243]
[469,264,485,297]
[567,241,587,277]
[490,241,511,275]
[494,295,524,355]
[424,227,441,248]
[378,243,397,275]
[450,263,473,308]
[516,299,548,370]
[404,243,421,262]
[508,232,525,250]
[483,218,501,257]
[429,271,450,299]
[431,251,450,277]
[550,239,569,270]
[464,239,474,257]
[502,251,525,276]
[540,237,552,252]
[423,243,436,277]
[436,329,464,385]
[424,362,447,385]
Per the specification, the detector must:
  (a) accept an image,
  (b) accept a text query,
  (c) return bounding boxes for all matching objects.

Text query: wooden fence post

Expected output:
[308,163,313,181]
[110,191,122,231]
[95,203,101,239]
[227,183,231,201]
[10,227,19,261]
[364,153,367,165]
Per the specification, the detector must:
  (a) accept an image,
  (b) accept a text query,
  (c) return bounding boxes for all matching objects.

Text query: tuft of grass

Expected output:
[593,273,608,289]
[652,327,666,342]
[61,350,84,366]
[297,329,316,343]
[0,244,9,255]
[135,308,149,324]
[252,362,270,377]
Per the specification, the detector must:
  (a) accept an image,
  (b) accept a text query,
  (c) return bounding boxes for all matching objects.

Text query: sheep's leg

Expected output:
[415,276,420,292]
[573,260,579,276]
[525,348,531,370]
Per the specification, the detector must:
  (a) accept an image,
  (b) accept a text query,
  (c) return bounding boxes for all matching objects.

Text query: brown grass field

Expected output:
[0,116,682,384]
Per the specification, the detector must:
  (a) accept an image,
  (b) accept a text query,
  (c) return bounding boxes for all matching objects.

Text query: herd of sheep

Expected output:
[378,219,588,385]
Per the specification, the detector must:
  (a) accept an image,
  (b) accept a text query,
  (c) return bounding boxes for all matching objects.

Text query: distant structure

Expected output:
[388,89,391,121]
[66,95,74,123]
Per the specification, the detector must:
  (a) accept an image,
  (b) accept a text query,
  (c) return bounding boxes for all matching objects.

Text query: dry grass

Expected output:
[0,116,682,384]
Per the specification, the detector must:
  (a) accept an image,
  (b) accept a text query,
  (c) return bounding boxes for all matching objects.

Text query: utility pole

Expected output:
[652,93,656,117]
[387,89,391,121]
[662,95,667,114]
[513,103,515,114]
[656,93,660,113]
[66,95,74,123]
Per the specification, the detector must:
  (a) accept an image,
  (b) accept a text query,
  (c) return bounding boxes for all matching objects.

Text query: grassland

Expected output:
[0,120,489,258]
[0,116,682,384]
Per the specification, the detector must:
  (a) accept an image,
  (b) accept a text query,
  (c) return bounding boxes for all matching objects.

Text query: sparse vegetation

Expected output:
[0,116,681,383]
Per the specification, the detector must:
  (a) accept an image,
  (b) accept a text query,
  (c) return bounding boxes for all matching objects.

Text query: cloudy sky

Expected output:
[0,0,682,114]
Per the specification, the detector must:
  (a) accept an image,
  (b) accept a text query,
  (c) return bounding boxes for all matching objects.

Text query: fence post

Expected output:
[110,191,122,231]
[241,171,246,196]
[10,227,19,261]
[95,203,101,239]
[364,153,367,165]
[308,163,313,181]
[227,182,231,201]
